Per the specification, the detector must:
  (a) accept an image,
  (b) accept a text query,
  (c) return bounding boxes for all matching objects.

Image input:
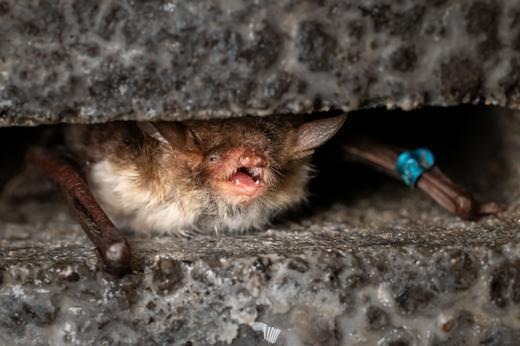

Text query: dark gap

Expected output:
[0,125,61,189]
[294,105,507,219]
[0,106,510,225]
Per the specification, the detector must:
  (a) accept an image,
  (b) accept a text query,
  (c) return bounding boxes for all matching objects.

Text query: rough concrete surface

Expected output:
[2,0,520,125]
[0,0,520,345]
[0,108,519,345]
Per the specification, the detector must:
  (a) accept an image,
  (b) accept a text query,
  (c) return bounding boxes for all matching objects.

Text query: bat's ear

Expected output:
[290,113,347,159]
[138,121,198,149]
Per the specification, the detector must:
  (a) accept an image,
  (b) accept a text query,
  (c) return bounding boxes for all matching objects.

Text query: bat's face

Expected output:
[139,114,346,208]
[188,118,289,205]
[201,146,271,204]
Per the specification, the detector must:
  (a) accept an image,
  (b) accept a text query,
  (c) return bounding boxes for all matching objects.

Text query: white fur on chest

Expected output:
[88,160,201,233]
[87,159,308,234]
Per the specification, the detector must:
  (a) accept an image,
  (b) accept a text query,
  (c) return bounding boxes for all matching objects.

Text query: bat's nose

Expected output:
[229,148,266,167]
[239,154,265,166]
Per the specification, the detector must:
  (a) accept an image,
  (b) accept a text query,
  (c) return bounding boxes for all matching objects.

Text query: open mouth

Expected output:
[227,166,266,195]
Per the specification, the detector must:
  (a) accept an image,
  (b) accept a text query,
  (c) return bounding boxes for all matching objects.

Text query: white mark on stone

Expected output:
[163,3,176,12]
[80,106,97,117]
[0,100,13,108]
[251,322,281,344]
[377,283,394,308]
[68,307,83,316]
[12,285,25,298]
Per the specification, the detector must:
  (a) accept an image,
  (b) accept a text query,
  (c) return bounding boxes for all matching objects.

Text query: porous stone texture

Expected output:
[0,108,519,345]
[2,0,520,125]
[1,0,520,344]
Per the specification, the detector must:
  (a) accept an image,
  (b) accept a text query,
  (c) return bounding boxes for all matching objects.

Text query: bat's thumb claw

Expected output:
[103,242,132,277]
[478,201,504,216]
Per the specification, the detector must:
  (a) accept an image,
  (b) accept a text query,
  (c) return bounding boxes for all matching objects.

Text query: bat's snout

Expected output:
[228,148,267,168]
[239,154,265,167]
[209,147,269,204]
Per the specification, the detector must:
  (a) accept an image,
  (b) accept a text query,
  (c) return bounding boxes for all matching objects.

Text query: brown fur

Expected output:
[64,114,345,234]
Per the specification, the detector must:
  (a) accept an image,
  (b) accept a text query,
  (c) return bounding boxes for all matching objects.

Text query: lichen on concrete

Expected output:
[2,0,520,125]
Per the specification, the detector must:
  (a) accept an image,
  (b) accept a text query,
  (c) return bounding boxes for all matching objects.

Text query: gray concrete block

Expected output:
[1,0,520,125]
[0,1,519,345]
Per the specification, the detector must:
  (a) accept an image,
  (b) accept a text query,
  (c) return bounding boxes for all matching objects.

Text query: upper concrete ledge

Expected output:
[1,0,520,125]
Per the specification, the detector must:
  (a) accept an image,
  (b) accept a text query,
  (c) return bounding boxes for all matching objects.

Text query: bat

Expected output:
[28,114,347,275]
[26,113,500,276]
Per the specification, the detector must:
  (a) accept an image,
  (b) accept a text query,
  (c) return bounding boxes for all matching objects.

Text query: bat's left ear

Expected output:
[138,122,171,144]
[290,113,347,159]
[138,121,197,149]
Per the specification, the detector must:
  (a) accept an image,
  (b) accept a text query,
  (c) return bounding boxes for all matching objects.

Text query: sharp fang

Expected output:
[255,180,260,185]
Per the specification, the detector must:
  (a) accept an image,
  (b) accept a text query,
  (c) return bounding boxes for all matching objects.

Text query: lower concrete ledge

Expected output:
[0,108,519,345]
[1,196,520,345]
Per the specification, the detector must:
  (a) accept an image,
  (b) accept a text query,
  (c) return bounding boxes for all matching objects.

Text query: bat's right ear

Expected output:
[290,113,347,159]
[138,121,190,148]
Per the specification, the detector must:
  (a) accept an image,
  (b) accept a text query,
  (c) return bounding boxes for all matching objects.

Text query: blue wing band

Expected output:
[395,148,435,187]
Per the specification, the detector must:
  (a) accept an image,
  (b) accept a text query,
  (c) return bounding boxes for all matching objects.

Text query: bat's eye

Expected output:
[208,154,219,163]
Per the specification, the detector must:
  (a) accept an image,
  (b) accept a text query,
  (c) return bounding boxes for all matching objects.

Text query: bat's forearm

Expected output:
[343,137,501,220]
[27,147,131,276]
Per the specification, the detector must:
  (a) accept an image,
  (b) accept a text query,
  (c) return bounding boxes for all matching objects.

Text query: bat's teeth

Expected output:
[255,180,260,185]
[250,167,263,178]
